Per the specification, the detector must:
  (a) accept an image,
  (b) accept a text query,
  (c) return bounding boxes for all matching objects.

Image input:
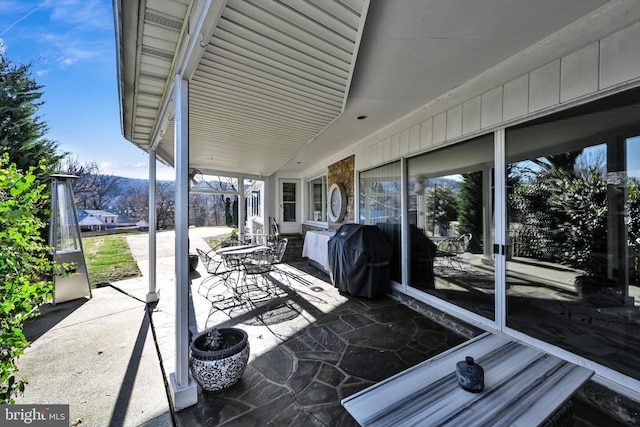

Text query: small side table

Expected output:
[342,333,593,426]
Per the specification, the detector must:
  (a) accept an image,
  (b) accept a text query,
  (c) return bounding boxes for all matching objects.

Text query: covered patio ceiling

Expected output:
[115,0,611,178]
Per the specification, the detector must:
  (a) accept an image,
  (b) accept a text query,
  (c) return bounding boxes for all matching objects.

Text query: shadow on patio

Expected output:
[178,261,466,426]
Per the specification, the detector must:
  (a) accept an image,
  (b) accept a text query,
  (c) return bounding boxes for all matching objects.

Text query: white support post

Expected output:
[169,75,198,410]
[239,175,246,242]
[146,149,159,303]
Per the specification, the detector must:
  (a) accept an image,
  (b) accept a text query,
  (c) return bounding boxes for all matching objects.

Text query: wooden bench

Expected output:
[342,333,593,427]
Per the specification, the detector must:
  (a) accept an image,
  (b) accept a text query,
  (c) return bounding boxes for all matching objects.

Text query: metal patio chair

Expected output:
[435,233,472,270]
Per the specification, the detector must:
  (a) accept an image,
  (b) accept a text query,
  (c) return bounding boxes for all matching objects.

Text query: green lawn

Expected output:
[83,234,141,286]
[204,232,234,248]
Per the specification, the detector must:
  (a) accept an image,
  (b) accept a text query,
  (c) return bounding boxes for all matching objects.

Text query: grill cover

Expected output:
[328,224,392,298]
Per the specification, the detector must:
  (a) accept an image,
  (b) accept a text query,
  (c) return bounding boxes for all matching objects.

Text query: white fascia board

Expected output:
[149,0,227,151]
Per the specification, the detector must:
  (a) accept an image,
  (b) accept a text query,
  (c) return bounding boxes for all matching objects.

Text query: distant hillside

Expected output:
[118,177,158,192]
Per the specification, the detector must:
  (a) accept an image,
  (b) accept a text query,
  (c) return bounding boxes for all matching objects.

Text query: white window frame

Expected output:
[305,174,328,225]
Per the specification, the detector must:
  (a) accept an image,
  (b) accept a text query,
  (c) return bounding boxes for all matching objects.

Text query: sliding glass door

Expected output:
[405,134,495,321]
[505,89,640,382]
[359,88,640,389]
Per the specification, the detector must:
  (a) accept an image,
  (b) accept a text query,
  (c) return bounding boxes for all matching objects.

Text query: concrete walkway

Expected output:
[16,286,173,427]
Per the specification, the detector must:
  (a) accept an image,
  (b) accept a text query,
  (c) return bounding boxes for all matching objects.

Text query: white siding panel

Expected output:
[481,86,503,129]
[600,21,640,89]
[383,137,392,162]
[462,96,481,135]
[375,140,384,166]
[420,119,433,150]
[409,124,420,154]
[399,129,410,156]
[561,43,599,103]
[355,148,365,170]
[529,60,560,112]
[446,105,463,139]
[391,133,401,159]
[433,113,447,143]
[503,75,529,121]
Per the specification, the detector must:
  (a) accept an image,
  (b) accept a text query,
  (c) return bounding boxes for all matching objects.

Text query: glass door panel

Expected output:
[280,180,300,234]
[505,93,640,381]
[407,134,495,320]
[359,161,402,283]
[282,182,296,222]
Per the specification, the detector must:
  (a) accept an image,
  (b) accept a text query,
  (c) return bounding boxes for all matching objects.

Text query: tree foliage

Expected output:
[156,181,175,229]
[0,55,63,173]
[550,167,608,275]
[0,154,55,403]
[457,172,483,253]
[426,183,458,235]
[75,174,123,210]
[509,161,624,277]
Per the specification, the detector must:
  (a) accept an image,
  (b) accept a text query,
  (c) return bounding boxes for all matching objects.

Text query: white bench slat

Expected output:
[341,333,594,427]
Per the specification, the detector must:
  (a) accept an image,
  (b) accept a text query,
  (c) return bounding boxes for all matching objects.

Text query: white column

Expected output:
[169,74,198,410]
[146,149,159,303]
[239,175,246,242]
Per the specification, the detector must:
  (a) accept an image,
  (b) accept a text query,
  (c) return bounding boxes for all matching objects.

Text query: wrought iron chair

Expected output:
[435,233,472,270]
[270,238,310,288]
[196,248,239,303]
[266,218,281,249]
[196,248,224,275]
[272,238,288,264]
[235,248,280,304]
[238,238,290,298]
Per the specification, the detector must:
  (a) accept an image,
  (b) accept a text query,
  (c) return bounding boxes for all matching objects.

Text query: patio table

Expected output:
[216,244,273,303]
[216,244,269,268]
[215,244,270,256]
[342,332,594,427]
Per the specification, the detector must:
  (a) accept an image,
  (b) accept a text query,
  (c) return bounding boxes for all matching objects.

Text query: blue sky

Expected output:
[0,0,174,180]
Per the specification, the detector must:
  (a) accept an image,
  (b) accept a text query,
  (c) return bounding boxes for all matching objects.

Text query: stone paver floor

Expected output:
[177,261,465,426]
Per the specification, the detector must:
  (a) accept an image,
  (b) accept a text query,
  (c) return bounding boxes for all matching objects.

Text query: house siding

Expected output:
[356,19,640,172]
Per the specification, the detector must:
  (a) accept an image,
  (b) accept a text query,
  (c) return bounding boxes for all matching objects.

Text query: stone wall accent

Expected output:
[301,224,327,236]
[328,155,355,230]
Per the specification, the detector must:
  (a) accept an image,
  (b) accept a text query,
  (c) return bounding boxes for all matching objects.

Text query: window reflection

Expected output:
[360,161,402,283]
[407,134,495,320]
[506,91,640,381]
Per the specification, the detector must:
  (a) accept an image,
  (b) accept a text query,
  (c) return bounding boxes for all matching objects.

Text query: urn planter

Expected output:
[190,327,250,392]
[189,254,199,272]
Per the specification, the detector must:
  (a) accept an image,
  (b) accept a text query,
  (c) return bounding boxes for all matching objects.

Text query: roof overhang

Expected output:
[114,0,613,177]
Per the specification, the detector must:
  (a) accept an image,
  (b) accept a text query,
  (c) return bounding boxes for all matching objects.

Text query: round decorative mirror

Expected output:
[328,183,347,222]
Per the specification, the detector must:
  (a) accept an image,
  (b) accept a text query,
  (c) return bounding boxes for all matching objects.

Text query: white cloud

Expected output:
[2,0,112,69]
[49,0,112,31]
[59,56,77,66]
[39,32,110,68]
[0,38,5,55]
[100,161,147,171]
